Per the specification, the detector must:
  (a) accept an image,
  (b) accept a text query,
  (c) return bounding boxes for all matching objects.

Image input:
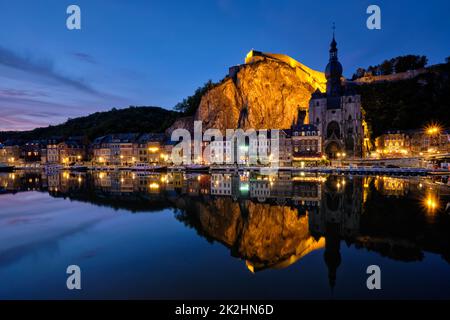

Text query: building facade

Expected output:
[134,133,166,164]
[290,110,322,166]
[375,131,411,156]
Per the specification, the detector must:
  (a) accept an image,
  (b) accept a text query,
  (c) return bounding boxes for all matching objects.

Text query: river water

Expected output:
[0,170,449,299]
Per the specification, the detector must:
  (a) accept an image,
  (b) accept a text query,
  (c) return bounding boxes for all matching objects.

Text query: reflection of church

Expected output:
[308,33,364,159]
[309,176,363,289]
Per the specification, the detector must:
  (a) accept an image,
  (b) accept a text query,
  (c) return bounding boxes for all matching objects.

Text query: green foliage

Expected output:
[174,80,217,115]
[0,106,181,142]
[358,63,450,137]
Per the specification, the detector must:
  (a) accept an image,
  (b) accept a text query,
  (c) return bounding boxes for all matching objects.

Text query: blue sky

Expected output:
[0,0,449,131]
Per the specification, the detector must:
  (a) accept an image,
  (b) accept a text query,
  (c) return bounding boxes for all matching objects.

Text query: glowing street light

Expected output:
[426,126,441,135]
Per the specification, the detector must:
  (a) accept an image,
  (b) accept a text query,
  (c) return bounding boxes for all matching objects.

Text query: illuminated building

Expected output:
[134,133,166,164]
[308,33,364,159]
[289,109,322,166]
[375,131,411,157]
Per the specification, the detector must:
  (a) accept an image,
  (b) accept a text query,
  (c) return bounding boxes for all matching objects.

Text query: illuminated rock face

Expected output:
[195,52,326,131]
[190,198,324,271]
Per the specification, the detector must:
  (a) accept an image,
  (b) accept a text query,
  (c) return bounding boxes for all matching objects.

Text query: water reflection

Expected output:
[1,170,449,289]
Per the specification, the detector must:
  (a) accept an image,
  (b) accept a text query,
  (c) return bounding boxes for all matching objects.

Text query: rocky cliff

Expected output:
[195,51,326,131]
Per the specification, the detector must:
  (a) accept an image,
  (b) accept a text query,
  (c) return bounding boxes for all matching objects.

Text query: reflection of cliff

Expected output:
[2,171,449,269]
[176,197,325,272]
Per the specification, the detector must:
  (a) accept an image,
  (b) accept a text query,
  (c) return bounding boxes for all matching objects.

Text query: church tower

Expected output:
[308,29,364,159]
[325,33,343,98]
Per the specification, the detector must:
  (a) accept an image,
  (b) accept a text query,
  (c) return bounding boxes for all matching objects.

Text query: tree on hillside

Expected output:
[174,80,217,115]
[393,55,428,73]
[380,60,394,75]
[351,68,366,80]
[352,55,428,79]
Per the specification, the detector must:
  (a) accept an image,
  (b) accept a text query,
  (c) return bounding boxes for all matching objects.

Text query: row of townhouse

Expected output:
[91,133,168,166]
[0,134,169,166]
[198,113,323,167]
[1,116,324,167]
[375,129,450,157]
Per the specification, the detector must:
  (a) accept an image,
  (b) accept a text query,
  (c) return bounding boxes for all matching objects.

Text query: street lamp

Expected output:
[425,124,442,154]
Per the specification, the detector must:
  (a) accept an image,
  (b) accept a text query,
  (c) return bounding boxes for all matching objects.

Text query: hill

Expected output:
[0,106,181,142]
[355,62,450,137]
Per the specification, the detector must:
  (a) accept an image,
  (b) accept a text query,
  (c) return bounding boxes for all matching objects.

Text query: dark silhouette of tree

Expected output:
[380,60,394,75]
[352,55,428,79]
[174,80,218,115]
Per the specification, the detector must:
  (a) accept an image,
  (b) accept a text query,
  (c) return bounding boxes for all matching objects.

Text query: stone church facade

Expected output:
[308,34,364,159]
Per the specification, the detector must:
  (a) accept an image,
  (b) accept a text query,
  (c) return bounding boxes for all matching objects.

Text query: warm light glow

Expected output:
[426,125,442,135]
[422,192,439,214]
[425,196,438,210]
[148,147,159,153]
[149,183,160,189]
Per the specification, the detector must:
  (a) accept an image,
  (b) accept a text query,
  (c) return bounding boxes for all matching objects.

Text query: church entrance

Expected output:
[325,142,341,159]
[326,121,341,139]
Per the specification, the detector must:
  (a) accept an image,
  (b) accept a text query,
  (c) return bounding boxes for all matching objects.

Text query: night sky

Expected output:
[1,0,449,131]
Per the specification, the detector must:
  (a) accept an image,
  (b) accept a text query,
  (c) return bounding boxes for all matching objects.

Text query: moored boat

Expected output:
[185,164,210,172]
[69,165,88,172]
[131,163,167,171]
[0,163,14,172]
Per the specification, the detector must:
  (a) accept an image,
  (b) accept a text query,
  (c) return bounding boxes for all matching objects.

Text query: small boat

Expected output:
[185,164,210,172]
[70,165,88,172]
[0,163,14,172]
[131,163,166,171]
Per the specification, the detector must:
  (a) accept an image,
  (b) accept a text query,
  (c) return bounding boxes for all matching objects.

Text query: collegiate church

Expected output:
[308,33,364,159]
